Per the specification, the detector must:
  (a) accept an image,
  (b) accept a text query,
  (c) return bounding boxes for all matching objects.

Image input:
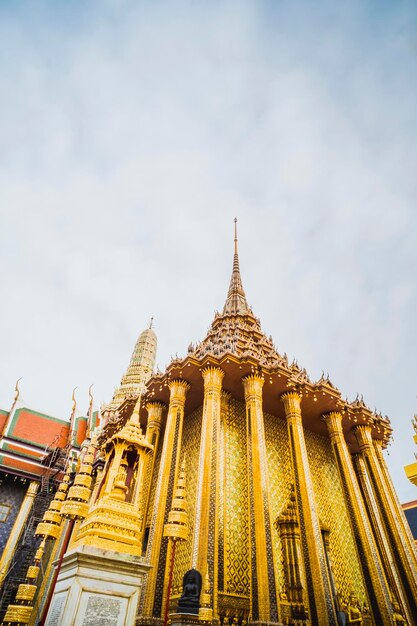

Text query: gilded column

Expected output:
[0,480,39,585]
[141,401,165,535]
[353,452,412,625]
[142,379,190,619]
[373,437,417,566]
[244,374,278,624]
[354,424,417,620]
[218,390,230,601]
[323,413,393,625]
[281,392,335,626]
[191,367,223,617]
[146,401,165,448]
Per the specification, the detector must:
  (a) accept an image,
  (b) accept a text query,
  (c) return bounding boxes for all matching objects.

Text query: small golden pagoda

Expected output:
[6,221,417,626]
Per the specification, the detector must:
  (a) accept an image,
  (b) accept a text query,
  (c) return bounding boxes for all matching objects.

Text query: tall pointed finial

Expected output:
[149,316,154,329]
[88,384,94,413]
[222,219,251,316]
[69,387,77,433]
[14,377,22,404]
[4,377,23,434]
[86,384,94,438]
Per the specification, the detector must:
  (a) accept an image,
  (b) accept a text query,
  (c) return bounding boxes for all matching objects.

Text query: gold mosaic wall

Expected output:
[264,411,293,597]
[305,429,367,607]
[223,398,250,596]
[154,396,367,614]
[172,405,202,595]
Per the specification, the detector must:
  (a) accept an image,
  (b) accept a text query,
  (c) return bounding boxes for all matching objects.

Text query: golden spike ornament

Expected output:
[163,456,189,626]
[1,470,72,625]
[60,443,96,520]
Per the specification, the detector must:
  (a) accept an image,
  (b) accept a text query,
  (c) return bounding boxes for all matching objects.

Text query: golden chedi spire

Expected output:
[105,320,157,412]
[222,218,252,316]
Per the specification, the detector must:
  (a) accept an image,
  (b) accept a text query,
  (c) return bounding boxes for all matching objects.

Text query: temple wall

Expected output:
[221,398,249,597]
[148,397,371,619]
[305,429,368,608]
[264,411,293,598]
[0,473,28,553]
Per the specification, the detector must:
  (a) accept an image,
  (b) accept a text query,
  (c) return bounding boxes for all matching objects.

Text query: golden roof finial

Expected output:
[86,384,94,438]
[14,377,22,403]
[223,219,251,316]
[8,377,22,416]
[69,387,77,433]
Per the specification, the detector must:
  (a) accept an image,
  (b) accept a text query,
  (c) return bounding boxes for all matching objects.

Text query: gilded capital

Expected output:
[280,391,302,418]
[372,438,384,459]
[242,374,264,401]
[322,412,344,438]
[146,402,165,429]
[26,481,40,498]
[221,389,231,403]
[353,424,373,451]
[168,379,190,405]
[202,366,224,391]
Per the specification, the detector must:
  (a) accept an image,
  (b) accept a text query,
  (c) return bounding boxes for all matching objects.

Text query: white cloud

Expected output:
[0,0,416,501]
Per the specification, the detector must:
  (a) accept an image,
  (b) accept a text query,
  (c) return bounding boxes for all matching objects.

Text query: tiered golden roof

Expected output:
[144,221,392,452]
[164,456,189,542]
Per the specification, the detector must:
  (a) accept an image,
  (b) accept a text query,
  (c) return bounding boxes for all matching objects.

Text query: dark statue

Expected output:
[177,568,202,615]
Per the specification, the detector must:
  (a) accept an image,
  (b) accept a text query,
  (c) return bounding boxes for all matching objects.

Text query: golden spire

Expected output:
[105,322,157,411]
[222,218,251,316]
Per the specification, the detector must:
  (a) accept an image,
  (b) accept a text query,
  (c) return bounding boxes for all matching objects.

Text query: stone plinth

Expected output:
[45,545,150,626]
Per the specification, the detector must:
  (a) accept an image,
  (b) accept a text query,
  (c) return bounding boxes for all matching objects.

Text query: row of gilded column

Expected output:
[139,370,417,626]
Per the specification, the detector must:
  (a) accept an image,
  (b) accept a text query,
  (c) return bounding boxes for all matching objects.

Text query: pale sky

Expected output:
[1,0,416,502]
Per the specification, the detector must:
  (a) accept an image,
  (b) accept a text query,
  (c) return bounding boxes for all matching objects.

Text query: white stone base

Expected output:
[45,545,150,626]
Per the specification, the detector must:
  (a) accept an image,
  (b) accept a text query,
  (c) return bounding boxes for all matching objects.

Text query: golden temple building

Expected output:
[2,221,417,626]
